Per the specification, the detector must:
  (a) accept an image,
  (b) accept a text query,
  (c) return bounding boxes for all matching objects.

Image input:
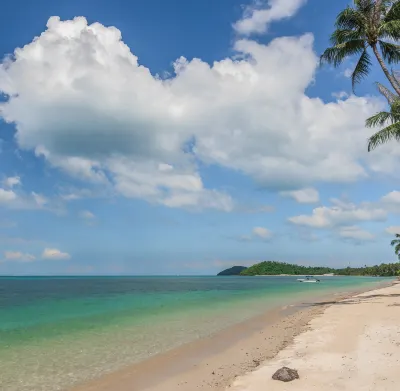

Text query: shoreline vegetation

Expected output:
[218,261,400,277]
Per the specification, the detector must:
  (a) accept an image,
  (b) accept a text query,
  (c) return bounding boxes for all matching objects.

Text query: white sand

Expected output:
[229,282,400,391]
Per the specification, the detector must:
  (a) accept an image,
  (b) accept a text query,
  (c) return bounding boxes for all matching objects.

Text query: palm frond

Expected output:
[393,68,400,80]
[382,0,396,9]
[335,7,365,30]
[365,110,393,127]
[390,235,400,245]
[322,0,400,94]
[391,239,400,246]
[379,40,400,64]
[375,0,394,18]
[330,29,364,45]
[351,49,372,90]
[391,69,400,89]
[320,40,365,67]
[376,81,398,104]
[368,121,400,151]
[354,0,375,14]
[379,20,400,41]
[384,0,400,22]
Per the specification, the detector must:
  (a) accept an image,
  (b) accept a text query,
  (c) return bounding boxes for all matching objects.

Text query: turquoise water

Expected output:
[0,275,390,391]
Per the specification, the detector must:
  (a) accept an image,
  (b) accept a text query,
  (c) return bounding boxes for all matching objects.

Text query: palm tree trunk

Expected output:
[374,0,382,24]
[371,44,400,96]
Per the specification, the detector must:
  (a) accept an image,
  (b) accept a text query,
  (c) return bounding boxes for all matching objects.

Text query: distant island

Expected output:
[218,261,400,277]
[240,261,335,276]
[217,266,247,276]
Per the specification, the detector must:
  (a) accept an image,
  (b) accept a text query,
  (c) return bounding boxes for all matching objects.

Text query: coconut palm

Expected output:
[320,0,400,94]
[366,78,400,150]
[391,233,400,260]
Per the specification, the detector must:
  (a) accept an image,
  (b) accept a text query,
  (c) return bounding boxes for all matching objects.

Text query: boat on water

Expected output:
[297,275,321,283]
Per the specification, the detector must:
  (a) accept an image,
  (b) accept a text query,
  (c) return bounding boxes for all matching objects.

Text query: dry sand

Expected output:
[71,285,384,391]
[230,281,400,391]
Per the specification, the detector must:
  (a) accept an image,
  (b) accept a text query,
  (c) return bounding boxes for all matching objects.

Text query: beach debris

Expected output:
[272,367,299,382]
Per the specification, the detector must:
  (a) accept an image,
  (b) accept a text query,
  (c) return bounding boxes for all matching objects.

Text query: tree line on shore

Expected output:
[239,261,400,277]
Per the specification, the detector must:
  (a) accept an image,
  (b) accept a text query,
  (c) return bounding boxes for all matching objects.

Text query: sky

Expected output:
[1,0,400,275]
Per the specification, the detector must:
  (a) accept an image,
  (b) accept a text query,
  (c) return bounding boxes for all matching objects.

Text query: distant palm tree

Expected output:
[390,233,400,260]
[320,0,400,95]
[366,79,400,150]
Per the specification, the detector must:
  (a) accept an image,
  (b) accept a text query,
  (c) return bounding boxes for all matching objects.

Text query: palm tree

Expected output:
[391,233,400,260]
[366,79,400,150]
[320,0,400,95]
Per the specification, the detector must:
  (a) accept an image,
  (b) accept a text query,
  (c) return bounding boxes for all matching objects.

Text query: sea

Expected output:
[0,275,390,391]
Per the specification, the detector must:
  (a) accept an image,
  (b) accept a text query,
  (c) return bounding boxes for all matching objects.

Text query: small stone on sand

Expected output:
[272,367,299,382]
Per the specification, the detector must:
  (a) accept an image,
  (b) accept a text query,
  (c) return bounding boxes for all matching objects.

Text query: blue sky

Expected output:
[1,0,400,275]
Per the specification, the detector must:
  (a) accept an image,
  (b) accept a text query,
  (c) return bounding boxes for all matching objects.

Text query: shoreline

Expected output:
[230,279,400,391]
[70,281,392,391]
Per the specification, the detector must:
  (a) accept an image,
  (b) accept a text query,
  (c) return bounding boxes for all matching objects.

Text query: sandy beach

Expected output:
[230,281,400,391]
[69,282,395,391]
[71,302,321,391]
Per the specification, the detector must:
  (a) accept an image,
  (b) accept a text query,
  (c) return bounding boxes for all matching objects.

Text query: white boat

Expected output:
[297,276,320,283]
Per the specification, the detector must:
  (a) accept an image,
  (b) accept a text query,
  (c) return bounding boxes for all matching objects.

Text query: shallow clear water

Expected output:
[0,275,390,391]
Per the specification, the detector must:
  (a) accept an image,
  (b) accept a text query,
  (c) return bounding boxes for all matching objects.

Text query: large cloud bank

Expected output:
[0,16,394,210]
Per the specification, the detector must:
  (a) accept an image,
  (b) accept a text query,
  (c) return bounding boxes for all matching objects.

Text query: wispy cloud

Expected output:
[338,225,375,242]
[1,245,70,263]
[2,176,21,188]
[252,226,273,239]
[280,187,319,204]
[3,251,36,263]
[234,0,307,35]
[42,248,71,260]
[385,226,400,235]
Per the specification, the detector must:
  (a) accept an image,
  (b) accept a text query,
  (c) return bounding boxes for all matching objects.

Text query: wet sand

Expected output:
[70,283,389,391]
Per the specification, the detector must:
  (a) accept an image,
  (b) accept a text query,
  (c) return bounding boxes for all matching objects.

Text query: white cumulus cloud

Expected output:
[2,176,21,188]
[0,16,393,211]
[378,191,400,214]
[280,187,319,203]
[42,248,71,260]
[234,0,307,35]
[0,188,17,204]
[381,190,400,205]
[288,199,387,228]
[288,189,400,230]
